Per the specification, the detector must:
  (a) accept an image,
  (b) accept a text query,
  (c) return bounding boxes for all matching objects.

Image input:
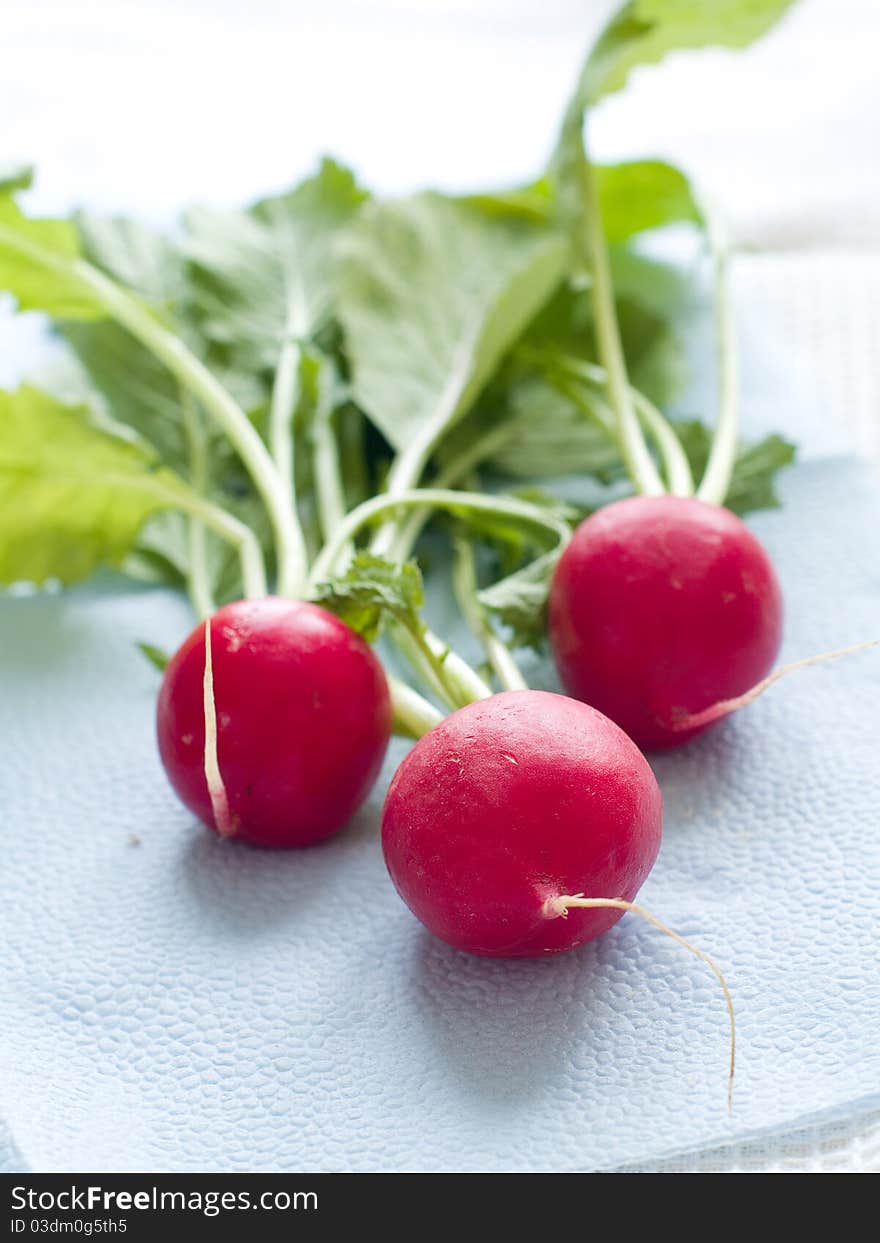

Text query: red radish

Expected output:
[157,597,392,847]
[548,495,783,750]
[382,690,663,957]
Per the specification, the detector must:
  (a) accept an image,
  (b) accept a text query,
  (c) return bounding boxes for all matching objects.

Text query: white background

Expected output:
[4,0,880,460]
[1,0,879,1171]
[2,0,879,242]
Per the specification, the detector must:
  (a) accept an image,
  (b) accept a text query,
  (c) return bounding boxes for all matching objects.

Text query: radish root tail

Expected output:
[202,619,237,838]
[544,893,736,1111]
[669,638,879,733]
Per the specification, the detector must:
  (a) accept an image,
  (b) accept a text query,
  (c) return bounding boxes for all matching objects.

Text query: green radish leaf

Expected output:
[0,165,34,195]
[584,0,798,104]
[186,158,368,370]
[478,550,563,652]
[484,374,624,482]
[122,516,191,588]
[126,482,273,606]
[441,483,576,578]
[0,193,105,319]
[505,488,586,527]
[313,552,425,644]
[465,179,554,223]
[75,212,189,310]
[337,192,567,452]
[295,345,371,554]
[513,250,690,413]
[0,197,267,602]
[616,300,688,408]
[136,641,171,672]
[609,245,694,321]
[60,213,265,471]
[59,317,265,479]
[486,496,575,578]
[675,420,796,514]
[49,212,272,604]
[52,357,267,603]
[0,385,198,586]
[0,194,265,525]
[470,159,700,244]
[60,320,198,472]
[484,259,688,485]
[725,433,797,513]
[475,163,703,244]
[267,343,369,566]
[595,160,701,242]
[552,1,794,270]
[609,248,692,406]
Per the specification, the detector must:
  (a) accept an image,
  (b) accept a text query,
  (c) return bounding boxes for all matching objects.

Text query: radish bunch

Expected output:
[3,0,870,1105]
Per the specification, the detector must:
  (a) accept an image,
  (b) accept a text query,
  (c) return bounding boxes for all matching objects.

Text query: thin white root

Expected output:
[202,619,237,838]
[544,894,736,1111]
[669,638,880,733]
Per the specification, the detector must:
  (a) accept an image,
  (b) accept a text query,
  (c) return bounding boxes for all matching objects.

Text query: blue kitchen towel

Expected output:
[0,455,878,1171]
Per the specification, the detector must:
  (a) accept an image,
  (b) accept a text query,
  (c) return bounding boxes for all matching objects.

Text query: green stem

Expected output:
[337,407,371,514]
[696,211,738,506]
[310,487,561,707]
[546,355,693,496]
[452,535,527,691]
[389,423,516,563]
[309,392,351,552]
[368,347,475,558]
[308,486,567,710]
[390,624,456,709]
[388,674,444,738]
[308,488,571,589]
[578,151,665,496]
[420,627,493,707]
[387,620,494,711]
[70,259,296,595]
[147,481,268,600]
[304,380,448,733]
[180,393,215,618]
[267,336,309,593]
[635,393,694,498]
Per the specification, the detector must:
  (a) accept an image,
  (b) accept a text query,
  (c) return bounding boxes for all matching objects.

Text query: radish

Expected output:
[382,689,735,1097]
[541,202,876,745]
[382,691,663,956]
[548,495,783,749]
[534,173,799,749]
[157,597,393,847]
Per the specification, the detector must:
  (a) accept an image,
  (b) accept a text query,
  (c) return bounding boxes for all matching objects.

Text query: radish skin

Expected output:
[158,598,393,847]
